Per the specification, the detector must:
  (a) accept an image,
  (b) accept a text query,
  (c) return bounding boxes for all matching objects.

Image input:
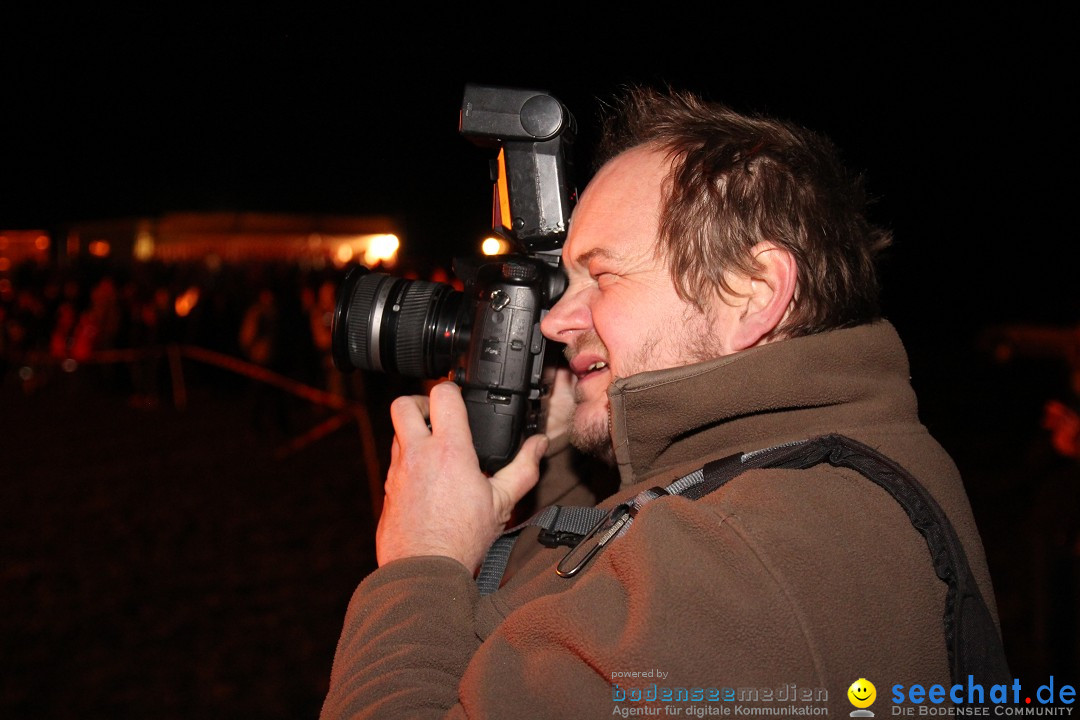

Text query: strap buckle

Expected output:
[555,503,632,578]
[538,529,585,548]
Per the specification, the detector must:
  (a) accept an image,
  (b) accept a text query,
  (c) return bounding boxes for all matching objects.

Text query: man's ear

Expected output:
[721,241,798,351]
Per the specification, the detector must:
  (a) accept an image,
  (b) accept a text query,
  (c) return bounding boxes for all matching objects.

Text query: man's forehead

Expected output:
[562,225,662,272]
[563,147,668,267]
[589,146,669,197]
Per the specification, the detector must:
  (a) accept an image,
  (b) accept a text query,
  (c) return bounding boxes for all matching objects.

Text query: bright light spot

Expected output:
[174,286,200,317]
[336,244,354,264]
[88,240,111,257]
[482,237,509,256]
[35,235,50,250]
[134,231,154,261]
[18,366,34,380]
[62,358,78,373]
[363,234,399,266]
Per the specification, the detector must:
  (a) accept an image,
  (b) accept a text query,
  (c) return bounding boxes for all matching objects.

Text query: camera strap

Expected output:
[476,433,1011,686]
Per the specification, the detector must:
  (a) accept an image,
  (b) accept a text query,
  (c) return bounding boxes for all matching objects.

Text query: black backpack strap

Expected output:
[692,434,1011,686]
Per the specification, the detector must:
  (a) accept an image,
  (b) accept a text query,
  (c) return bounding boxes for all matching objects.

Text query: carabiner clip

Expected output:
[555,503,632,578]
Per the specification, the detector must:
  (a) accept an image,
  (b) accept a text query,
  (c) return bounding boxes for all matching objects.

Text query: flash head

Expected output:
[460,84,577,258]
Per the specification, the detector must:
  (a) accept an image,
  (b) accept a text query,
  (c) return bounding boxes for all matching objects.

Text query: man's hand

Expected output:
[541,366,577,442]
[376,380,549,573]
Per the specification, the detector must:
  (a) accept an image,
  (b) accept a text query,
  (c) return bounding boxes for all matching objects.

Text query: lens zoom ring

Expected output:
[395,281,438,377]
[346,273,389,371]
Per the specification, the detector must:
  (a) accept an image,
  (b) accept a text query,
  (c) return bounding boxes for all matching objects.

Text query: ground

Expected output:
[1,368,380,719]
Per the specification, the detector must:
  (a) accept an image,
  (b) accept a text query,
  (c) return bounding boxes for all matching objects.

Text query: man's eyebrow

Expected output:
[572,247,622,266]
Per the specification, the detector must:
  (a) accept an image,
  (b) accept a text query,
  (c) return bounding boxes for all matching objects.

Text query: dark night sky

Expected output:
[2,7,1076,341]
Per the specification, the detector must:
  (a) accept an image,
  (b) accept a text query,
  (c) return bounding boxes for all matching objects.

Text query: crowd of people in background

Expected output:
[2,256,316,399]
[0,255,450,415]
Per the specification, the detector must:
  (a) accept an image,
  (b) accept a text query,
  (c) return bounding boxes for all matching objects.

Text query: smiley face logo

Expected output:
[847,678,876,709]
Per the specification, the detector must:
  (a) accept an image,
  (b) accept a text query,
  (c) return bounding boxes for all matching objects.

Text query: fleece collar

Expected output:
[606,320,919,489]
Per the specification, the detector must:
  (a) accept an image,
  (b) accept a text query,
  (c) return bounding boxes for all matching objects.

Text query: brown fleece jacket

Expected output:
[321,320,1000,718]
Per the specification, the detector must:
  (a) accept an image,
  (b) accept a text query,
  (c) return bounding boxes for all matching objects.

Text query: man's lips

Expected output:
[569,353,609,380]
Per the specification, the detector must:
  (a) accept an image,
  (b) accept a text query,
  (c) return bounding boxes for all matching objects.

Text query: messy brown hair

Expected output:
[595,86,892,339]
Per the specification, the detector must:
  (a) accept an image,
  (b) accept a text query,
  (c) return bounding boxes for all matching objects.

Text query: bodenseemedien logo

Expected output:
[849,678,877,717]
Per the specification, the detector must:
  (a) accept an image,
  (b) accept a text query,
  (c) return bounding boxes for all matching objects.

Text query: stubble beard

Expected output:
[568,382,616,464]
[564,330,617,463]
[566,308,723,464]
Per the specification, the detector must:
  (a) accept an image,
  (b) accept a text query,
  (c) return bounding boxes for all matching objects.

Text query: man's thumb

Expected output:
[490,434,549,513]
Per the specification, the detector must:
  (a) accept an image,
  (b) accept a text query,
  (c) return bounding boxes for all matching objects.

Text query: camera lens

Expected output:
[332,268,466,379]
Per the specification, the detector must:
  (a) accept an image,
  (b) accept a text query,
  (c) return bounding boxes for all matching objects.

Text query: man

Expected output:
[321,87,1002,717]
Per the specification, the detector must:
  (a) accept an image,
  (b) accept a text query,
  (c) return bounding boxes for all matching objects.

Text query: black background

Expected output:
[3,7,1076,330]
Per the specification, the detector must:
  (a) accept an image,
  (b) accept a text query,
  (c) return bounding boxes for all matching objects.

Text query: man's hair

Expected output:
[594,86,892,339]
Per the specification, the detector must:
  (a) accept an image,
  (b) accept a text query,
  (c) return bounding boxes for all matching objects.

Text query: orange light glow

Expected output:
[174,287,200,317]
[482,237,509,256]
[0,258,9,272]
[134,230,154,261]
[335,244,354,264]
[88,240,111,257]
[363,234,399,266]
[35,235,50,250]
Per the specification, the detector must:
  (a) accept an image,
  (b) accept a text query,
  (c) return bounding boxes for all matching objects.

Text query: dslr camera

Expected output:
[331,84,577,473]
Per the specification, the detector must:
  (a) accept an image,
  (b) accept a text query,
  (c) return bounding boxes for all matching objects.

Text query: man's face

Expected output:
[540,147,741,456]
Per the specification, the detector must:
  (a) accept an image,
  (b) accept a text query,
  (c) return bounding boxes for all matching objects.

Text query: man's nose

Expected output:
[541,286,592,342]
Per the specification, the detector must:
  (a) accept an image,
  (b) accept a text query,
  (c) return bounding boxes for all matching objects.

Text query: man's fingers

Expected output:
[427,381,474,446]
[389,394,431,444]
[390,382,475,450]
[489,433,549,520]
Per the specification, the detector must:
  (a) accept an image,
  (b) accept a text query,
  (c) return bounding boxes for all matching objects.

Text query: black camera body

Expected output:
[332,84,576,473]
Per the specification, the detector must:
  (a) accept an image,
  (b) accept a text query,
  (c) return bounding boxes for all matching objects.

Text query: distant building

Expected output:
[4,212,403,268]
